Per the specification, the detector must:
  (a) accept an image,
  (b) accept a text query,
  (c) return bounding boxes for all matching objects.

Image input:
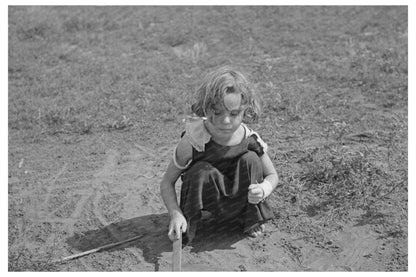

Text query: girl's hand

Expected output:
[248,183,264,204]
[168,212,187,241]
[248,180,273,204]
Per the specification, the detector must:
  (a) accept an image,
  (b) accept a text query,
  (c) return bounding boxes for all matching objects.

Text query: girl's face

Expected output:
[206,93,245,139]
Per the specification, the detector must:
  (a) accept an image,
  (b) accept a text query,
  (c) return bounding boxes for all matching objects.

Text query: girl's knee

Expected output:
[239,151,261,167]
[237,151,263,182]
[183,161,219,181]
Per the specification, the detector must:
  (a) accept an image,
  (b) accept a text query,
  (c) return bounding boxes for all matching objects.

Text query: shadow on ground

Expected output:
[190,217,246,253]
[66,213,246,270]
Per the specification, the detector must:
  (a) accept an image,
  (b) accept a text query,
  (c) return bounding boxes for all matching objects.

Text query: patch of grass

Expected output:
[277,140,408,243]
[9,247,58,272]
[298,148,391,216]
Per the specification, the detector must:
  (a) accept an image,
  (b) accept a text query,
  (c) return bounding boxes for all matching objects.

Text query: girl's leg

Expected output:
[180,161,227,242]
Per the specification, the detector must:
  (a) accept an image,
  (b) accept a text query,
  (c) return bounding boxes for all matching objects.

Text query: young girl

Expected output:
[160,67,278,243]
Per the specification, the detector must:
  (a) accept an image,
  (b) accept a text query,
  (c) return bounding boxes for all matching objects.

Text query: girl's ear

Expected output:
[191,103,205,117]
[243,97,261,123]
[244,108,257,123]
[191,103,200,116]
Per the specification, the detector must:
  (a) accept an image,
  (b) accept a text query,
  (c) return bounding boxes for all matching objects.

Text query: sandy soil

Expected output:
[8,129,406,271]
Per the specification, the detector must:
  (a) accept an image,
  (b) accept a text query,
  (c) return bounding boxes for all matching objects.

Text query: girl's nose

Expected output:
[223,116,231,124]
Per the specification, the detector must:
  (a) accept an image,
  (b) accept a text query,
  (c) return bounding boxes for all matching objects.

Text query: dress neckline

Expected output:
[209,125,247,147]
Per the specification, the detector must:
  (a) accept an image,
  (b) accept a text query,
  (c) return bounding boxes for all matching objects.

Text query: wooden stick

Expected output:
[55,234,145,263]
[172,232,182,271]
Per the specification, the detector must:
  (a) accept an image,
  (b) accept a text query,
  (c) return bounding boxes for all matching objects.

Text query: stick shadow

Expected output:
[66,213,246,271]
[66,213,171,271]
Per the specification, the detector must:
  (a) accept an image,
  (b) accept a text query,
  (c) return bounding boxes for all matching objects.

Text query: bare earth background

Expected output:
[8,6,407,271]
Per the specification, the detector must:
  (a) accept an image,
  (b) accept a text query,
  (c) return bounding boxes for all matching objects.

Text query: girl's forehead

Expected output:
[222,93,242,111]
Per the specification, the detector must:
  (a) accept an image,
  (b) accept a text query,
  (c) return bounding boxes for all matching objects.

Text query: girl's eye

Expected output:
[214,111,222,115]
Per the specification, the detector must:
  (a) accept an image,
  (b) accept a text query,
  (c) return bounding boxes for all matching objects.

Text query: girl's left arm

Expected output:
[247,152,278,204]
[260,152,278,194]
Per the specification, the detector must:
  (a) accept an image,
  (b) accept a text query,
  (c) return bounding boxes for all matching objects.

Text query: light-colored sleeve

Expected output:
[172,136,193,170]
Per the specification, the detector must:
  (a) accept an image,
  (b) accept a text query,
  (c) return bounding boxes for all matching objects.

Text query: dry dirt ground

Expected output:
[7,131,407,271]
[8,6,407,271]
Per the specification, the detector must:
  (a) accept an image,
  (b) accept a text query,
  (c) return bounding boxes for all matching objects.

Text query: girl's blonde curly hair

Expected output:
[191,66,261,123]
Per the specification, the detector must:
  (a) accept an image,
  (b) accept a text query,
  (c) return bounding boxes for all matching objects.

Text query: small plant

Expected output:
[106,115,133,131]
[172,42,207,64]
[385,113,406,169]
[72,120,93,135]
[297,147,398,221]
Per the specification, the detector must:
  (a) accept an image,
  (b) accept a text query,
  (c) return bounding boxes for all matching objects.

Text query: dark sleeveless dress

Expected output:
[179,132,274,241]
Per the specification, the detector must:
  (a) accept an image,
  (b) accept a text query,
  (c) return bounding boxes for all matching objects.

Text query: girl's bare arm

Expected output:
[160,160,184,217]
[160,137,193,240]
[247,152,278,204]
[160,137,193,215]
[260,152,279,189]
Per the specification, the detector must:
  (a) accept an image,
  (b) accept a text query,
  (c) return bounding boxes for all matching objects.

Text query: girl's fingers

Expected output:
[168,220,187,241]
[248,184,258,190]
[174,225,181,240]
[168,227,176,241]
[181,221,187,233]
[168,227,180,241]
[248,183,264,203]
[168,223,179,241]
[248,184,263,194]
[248,184,263,199]
[248,194,262,204]
[248,184,265,204]
[249,187,263,195]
